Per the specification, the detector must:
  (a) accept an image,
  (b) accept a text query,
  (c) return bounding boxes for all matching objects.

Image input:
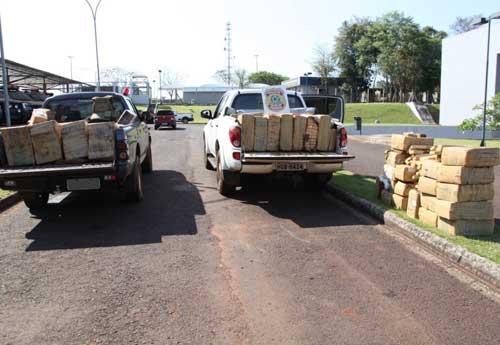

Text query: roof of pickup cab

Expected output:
[223,88,302,97]
[44,91,125,102]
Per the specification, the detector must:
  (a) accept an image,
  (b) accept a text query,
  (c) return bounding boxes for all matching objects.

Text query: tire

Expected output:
[124,158,144,202]
[182,118,188,124]
[141,144,153,173]
[172,124,177,130]
[203,140,214,170]
[21,192,49,210]
[154,125,159,130]
[216,150,236,196]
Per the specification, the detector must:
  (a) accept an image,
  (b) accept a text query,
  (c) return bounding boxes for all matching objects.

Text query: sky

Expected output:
[1,0,499,88]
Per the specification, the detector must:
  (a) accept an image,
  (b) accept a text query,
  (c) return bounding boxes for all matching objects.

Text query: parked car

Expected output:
[201,88,354,195]
[154,110,176,130]
[0,92,152,210]
[175,112,194,124]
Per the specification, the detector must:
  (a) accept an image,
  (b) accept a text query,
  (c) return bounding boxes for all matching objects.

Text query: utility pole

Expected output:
[84,0,102,91]
[254,54,259,72]
[0,14,10,127]
[224,22,232,85]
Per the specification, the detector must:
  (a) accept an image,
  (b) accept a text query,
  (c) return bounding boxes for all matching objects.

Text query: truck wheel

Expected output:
[125,158,144,202]
[142,145,153,173]
[182,118,188,124]
[203,141,215,170]
[216,151,236,196]
[21,192,49,210]
[154,125,160,130]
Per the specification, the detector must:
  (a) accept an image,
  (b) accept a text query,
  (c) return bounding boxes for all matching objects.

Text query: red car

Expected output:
[154,110,176,130]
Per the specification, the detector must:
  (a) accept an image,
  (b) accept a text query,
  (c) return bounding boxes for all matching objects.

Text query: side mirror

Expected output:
[200,109,212,119]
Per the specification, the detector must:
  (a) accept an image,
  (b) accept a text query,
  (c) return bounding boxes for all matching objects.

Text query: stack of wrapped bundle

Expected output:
[380,133,434,210]
[434,147,500,235]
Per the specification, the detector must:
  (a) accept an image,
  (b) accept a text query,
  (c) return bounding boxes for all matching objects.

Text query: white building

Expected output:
[440,23,500,125]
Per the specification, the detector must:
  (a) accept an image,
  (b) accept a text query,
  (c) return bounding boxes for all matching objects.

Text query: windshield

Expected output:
[231,93,304,111]
[45,96,126,122]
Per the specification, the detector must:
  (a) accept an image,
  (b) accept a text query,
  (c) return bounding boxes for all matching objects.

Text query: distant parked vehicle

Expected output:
[154,110,176,130]
[175,112,193,124]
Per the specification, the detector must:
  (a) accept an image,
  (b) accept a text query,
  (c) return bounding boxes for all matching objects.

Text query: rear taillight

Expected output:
[229,126,241,147]
[339,127,348,148]
[232,152,241,160]
[117,139,129,160]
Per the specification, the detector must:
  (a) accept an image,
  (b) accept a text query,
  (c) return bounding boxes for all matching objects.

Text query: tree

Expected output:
[101,66,135,83]
[333,17,376,102]
[234,69,249,88]
[160,68,184,102]
[248,71,288,85]
[458,93,500,131]
[450,15,480,34]
[213,69,232,85]
[311,45,336,94]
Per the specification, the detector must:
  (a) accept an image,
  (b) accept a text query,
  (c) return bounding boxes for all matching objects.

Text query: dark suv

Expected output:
[155,110,176,130]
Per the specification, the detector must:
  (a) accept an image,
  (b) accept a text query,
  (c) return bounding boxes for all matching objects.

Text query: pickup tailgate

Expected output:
[0,162,114,179]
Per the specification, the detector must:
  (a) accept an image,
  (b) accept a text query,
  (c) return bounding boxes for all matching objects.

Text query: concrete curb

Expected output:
[0,192,21,213]
[326,184,500,290]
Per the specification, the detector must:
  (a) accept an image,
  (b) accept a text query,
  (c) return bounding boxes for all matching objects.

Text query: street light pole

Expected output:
[84,0,102,91]
[158,69,162,104]
[152,79,156,101]
[475,12,500,147]
[0,14,10,127]
[254,54,259,72]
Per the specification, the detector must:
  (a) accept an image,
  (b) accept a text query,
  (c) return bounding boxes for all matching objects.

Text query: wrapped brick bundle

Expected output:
[88,122,115,160]
[279,114,293,151]
[292,114,307,151]
[315,115,331,151]
[57,120,88,161]
[265,114,280,151]
[237,114,255,152]
[304,116,318,151]
[0,126,35,166]
[253,117,268,152]
[30,120,63,164]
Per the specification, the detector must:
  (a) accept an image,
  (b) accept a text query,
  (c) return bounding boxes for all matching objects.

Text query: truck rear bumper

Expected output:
[240,152,354,174]
[0,163,116,193]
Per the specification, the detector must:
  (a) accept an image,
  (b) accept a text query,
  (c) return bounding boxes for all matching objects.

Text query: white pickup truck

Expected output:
[201,88,355,194]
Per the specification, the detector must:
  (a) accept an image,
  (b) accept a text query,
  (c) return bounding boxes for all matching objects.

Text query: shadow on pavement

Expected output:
[233,175,381,228]
[24,170,204,251]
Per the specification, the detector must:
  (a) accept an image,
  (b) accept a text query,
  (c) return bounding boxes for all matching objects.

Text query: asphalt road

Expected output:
[345,138,500,224]
[1,125,500,345]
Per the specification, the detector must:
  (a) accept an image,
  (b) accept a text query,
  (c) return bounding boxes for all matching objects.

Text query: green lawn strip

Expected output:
[0,189,13,200]
[345,103,422,125]
[435,138,500,149]
[329,170,500,264]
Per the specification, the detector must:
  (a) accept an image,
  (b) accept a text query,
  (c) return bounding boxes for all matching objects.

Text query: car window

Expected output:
[157,110,174,115]
[46,96,126,122]
[232,94,263,111]
[288,95,304,108]
[215,95,228,118]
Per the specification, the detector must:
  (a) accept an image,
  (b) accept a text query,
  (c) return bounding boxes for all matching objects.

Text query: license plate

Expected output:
[275,161,307,171]
[67,178,101,191]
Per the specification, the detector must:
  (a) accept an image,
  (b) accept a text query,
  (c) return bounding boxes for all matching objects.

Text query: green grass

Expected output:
[136,104,214,124]
[330,170,500,264]
[435,138,500,148]
[0,189,13,200]
[345,103,421,125]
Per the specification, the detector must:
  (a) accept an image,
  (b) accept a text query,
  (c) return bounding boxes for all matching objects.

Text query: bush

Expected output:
[458,93,500,131]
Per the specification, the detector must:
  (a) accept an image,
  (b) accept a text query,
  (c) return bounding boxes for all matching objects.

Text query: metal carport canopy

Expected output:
[0,59,93,91]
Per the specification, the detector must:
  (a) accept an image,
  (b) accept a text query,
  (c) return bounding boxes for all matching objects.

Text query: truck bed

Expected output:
[0,162,114,178]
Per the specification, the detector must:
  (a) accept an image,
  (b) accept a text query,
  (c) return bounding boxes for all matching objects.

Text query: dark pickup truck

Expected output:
[0,92,153,211]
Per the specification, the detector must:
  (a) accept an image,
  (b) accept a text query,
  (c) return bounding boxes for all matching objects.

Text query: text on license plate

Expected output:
[66,178,101,191]
[275,162,307,171]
